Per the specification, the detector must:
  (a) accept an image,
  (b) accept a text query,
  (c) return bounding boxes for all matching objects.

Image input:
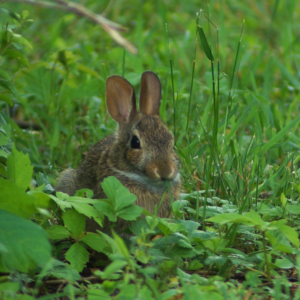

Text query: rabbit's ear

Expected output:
[139,71,161,116]
[106,75,137,123]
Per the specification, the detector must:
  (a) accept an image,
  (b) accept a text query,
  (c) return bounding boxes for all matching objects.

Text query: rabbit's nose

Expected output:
[145,160,177,181]
[153,165,176,181]
[160,166,176,181]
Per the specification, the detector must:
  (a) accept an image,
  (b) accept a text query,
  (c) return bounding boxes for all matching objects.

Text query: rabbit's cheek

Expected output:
[126,148,143,165]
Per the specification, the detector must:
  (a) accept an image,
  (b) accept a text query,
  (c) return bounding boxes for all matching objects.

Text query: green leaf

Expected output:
[77,64,100,77]
[27,190,52,209]
[158,219,179,236]
[0,94,13,106]
[0,122,11,147]
[62,209,85,237]
[102,260,128,279]
[279,224,299,248]
[50,192,73,210]
[286,204,300,215]
[0,149,9,159]
[46,225,71,240]
[52,193,104,226]
[178,239,193,249]
[223,172,236,192]
[207,211,266,228]
[207,213,244,224]
[0,68,10,81]
[21,10,29,19]
[115,284,136,299]
[68,199,104,227]
[74,188,94,198]
[2,49,29,67]
[0,178,37,218]
[65,242,89,272]
[265,231,293,254]
[188,259,204,271]
[101,176,137,210]
[0,282,35,300]
[0,78,18,95]
[205,255,228,267]
[274,258,294,269]
[112,230,130,259]
[37,259,80,283]
[257,115,300,154]
[0,8,20,21]
[273,57,300,88]
[0,209,51,273]
[7,144,33,191]
[93,200,116,222]
[11,33,32,50]
[0,282,19,293]
[88,289,111,300]
[0,163,5,177]
[197,26,214,61]
[280,193,287,207]
[80,233,107,252]
[116,204,143,221]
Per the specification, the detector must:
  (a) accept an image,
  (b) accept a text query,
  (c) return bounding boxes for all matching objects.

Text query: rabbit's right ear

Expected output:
[139,71,161,116]
[106,75,137,123]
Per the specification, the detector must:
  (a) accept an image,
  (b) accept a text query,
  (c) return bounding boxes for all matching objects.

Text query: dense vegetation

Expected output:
[1,0,300,299]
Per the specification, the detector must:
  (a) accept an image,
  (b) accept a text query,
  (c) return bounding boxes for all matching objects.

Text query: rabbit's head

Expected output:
[106,71,180,191]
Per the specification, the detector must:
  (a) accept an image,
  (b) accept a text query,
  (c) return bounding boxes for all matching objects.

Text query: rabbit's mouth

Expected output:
[111,168,180,193]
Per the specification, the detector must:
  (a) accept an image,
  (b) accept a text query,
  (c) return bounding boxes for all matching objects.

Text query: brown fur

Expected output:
[56,71,180,232]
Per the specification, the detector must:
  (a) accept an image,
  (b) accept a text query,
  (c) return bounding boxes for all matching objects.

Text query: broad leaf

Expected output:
[69,201,104,227]
[102,260,128,279]
[27,191,52,209]
[80,233,107,252]
[7,144,33,191]
[52,194,104,226]
[94,200,116,222]
[65,242,89,272]
[37,259,80,283]
[112,230,130,259]
[0,178,37,218]
[0,209,51,273]
[0,94,13,106]
[197,26,214,61]
[207,211,266,229]
[205,255,228,267]
[101,176,137,210]
[279,224,299,248]
[275,258,294,269]
[46,225,71,240]
[3,49,29,67]
[62,209,86,237]
[116,204,143,221]
[88,289,111,300]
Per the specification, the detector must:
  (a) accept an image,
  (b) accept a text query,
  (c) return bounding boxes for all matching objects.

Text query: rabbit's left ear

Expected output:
[139,71,161,116]
[106,75,137,124]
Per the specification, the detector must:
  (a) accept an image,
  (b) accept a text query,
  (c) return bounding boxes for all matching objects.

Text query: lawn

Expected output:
[1,0,300,299]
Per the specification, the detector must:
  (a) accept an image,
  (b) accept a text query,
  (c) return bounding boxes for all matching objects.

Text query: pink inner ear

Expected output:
[118,100,132,123]
[139,71,161,116]
[106,75,136,124]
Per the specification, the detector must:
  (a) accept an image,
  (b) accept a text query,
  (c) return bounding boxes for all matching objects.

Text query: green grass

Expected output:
[1,0,300,298]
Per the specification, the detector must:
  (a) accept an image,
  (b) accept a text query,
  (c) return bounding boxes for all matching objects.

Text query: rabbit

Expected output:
[56,71,180,231]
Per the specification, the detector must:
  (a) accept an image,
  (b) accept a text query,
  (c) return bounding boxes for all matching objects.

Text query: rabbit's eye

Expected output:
[131,135,141,149]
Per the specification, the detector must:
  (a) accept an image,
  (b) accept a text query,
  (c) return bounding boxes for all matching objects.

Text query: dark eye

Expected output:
[131,135,141,149]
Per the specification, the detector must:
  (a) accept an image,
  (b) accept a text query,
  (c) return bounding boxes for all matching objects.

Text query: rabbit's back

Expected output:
[56,135,115,196]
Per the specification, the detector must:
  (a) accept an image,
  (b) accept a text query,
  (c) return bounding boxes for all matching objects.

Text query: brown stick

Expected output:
[6,0,137,54]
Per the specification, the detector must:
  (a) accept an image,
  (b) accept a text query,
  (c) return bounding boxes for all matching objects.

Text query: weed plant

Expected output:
[1,0,300,299]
